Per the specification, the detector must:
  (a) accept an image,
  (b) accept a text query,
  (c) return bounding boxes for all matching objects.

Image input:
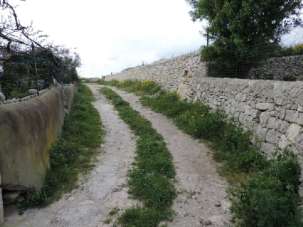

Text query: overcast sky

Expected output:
[17,0,303,78]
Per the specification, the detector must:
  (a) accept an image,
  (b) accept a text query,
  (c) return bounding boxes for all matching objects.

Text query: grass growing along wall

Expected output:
[100,79,302,227]
[20,83,103,209]
[100,87,176,227]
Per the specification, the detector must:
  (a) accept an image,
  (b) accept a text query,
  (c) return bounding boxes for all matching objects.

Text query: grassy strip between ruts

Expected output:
[100,87,176,227]
[100,79,303,227]
[19,83,103,210]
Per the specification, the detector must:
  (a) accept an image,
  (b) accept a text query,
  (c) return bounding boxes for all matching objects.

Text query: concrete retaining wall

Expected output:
[0,85,75,190]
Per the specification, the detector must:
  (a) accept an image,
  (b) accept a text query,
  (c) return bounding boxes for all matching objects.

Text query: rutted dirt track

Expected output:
[3,84,231,227]
[110,86,231,227]
[3,84,137,227]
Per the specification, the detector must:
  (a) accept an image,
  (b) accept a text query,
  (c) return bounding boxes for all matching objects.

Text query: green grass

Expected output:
[104,80,303,227]
[231,151,302,227]
[19,83,103,209]
[100,87,176,227]
[99,79,162,96]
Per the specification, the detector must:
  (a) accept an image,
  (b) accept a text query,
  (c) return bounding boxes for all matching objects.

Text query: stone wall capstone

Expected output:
[106,52,303,158]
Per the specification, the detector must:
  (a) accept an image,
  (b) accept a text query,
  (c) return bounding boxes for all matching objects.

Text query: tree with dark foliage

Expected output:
[0,0,46,54]
[0,0,80,98]
[1,48,80,98]
[187,0,303,78]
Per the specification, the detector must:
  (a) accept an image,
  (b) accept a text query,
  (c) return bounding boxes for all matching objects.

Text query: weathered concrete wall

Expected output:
[106,53,303,157]
[63,85,76,111]
[0,85,75,190]
[249,55,303,81]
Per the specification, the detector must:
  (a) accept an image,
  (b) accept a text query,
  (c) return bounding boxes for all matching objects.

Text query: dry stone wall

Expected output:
[106,53,303,158]
[0,85,75,190]
[106,52,206,91]
[179,76,303,156]
[249,55,303,81]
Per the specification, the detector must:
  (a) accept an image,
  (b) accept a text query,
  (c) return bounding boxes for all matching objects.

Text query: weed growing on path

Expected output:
[19,84,103,209]
[105,80,302,227]
[101,87,176,227]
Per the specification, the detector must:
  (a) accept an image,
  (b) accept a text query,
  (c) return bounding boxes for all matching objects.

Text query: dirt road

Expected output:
[3,84,231,227]
[110,87,231,227]
[3,84,137,227]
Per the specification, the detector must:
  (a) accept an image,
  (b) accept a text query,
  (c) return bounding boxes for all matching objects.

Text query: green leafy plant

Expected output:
[231,152,302,227]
